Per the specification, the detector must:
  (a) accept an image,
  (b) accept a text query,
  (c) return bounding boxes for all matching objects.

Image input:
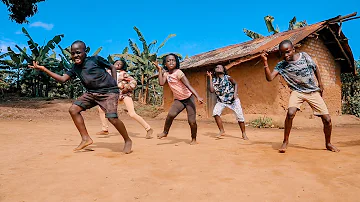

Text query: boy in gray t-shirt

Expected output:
[261,39,339,153]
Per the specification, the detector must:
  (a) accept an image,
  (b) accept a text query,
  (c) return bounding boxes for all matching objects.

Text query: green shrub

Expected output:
[250,116,273,128]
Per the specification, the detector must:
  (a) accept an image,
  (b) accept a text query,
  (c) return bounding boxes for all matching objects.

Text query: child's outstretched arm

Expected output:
[28,61,70,83]
[181,76,204,104]
[260,52,279,82]
[206,71,215,93]
[229,77,239,99]
[108,64,117,81]
[152,61,167,86]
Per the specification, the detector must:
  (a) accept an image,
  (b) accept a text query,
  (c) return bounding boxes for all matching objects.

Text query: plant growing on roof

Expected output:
[243,15,308,39]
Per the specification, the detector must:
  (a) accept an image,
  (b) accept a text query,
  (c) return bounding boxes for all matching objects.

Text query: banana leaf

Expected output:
[157,34,176,53]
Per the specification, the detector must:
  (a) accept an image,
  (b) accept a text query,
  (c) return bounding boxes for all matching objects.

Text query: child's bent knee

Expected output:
[107,117,118,124]
[69,106,81,115]
[188,121,197,126]
[128,112,137,118]
[322,116,332,125]
[167,112,177,119]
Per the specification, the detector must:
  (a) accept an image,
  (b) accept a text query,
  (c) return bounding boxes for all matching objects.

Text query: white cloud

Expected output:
[15,31,22,35]
[29,21,54,30]
[0,38,25,54]
[0,40,16,53]
[105,39,113,43]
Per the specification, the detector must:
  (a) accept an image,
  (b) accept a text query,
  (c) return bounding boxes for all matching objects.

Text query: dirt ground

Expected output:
[1,99,360,202]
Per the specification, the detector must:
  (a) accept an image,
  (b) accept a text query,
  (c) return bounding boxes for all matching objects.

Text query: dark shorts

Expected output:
[74,92,119,118]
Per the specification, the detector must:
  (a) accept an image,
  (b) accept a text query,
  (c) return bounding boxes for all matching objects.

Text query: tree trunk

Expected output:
[16,67,20,92]
[45,81,49,97]
[32,79,36,97]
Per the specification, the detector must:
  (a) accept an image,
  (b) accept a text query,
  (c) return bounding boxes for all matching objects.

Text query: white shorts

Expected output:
[212,98,245,122]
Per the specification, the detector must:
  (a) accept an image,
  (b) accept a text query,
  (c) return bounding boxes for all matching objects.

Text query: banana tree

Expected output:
[0,47,27,91]
[15,27,63,66]
[288,16,308,30]
[13,27,63,97]
[112,26,181,104]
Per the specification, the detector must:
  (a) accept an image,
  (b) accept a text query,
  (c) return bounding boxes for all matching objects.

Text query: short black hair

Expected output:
[279,40,293,49]
[114,59,128,71]
[212,64,228,77]
[162,53,180,71]
[71,40,87,51]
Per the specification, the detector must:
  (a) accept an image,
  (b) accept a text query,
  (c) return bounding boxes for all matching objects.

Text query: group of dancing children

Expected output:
[28,39,339,154]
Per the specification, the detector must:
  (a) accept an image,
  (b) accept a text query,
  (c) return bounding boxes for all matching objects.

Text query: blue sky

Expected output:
[1,0,359,60]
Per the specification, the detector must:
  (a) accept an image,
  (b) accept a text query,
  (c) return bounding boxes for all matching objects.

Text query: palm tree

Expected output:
[243,15,308,39]
[112,26,181,104]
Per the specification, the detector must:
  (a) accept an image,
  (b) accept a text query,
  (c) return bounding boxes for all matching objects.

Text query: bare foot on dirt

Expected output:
[279,142,288,153]
[123,140,133,154]
[146,128,153,139]
[96,130,109,135]
[326,143,340,152]
[242,133,249,140]
[215,130,226,138]
[73,138,93,151]
[190,139,198,145]
[157,132,167,139]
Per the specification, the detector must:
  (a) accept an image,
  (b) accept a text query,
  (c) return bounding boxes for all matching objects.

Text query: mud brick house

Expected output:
[162,14,357,118]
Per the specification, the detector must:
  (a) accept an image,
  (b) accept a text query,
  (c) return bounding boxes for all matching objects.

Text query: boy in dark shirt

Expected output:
[28,40,132,153]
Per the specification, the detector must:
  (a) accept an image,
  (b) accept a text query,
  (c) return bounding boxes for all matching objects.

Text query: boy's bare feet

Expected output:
[279,142,288,153]
[157,132,167,139]
[215,130,226,138]
[326,143,340,152]
[123,140,133,154]
[146,128,153,139]
[190,138,198,145]
[242,133,249,140]
[74,138,93,151]
[96,130,109,135]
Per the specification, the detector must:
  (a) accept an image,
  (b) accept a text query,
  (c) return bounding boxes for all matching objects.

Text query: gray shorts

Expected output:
[212,98,245,122]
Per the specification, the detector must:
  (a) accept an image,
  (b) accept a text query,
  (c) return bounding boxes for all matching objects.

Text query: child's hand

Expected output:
[28,61,45,70]
[206,71,212,77]
[152,61,161,71]
[260,52,268,62]
[234,94,239,100]
[319,85,324,97]
[197,97,204,104]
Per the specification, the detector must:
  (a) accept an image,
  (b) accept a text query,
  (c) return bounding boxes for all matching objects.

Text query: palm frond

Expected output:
[92,47,102,56]
[128,39,141,56]
[157,34,176,53]
[264,15,279,34]
[148,40,157,51]
[21,27,40,57]
[133,26,149,55]
[243,29,264,39]
[122,47,129,54]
